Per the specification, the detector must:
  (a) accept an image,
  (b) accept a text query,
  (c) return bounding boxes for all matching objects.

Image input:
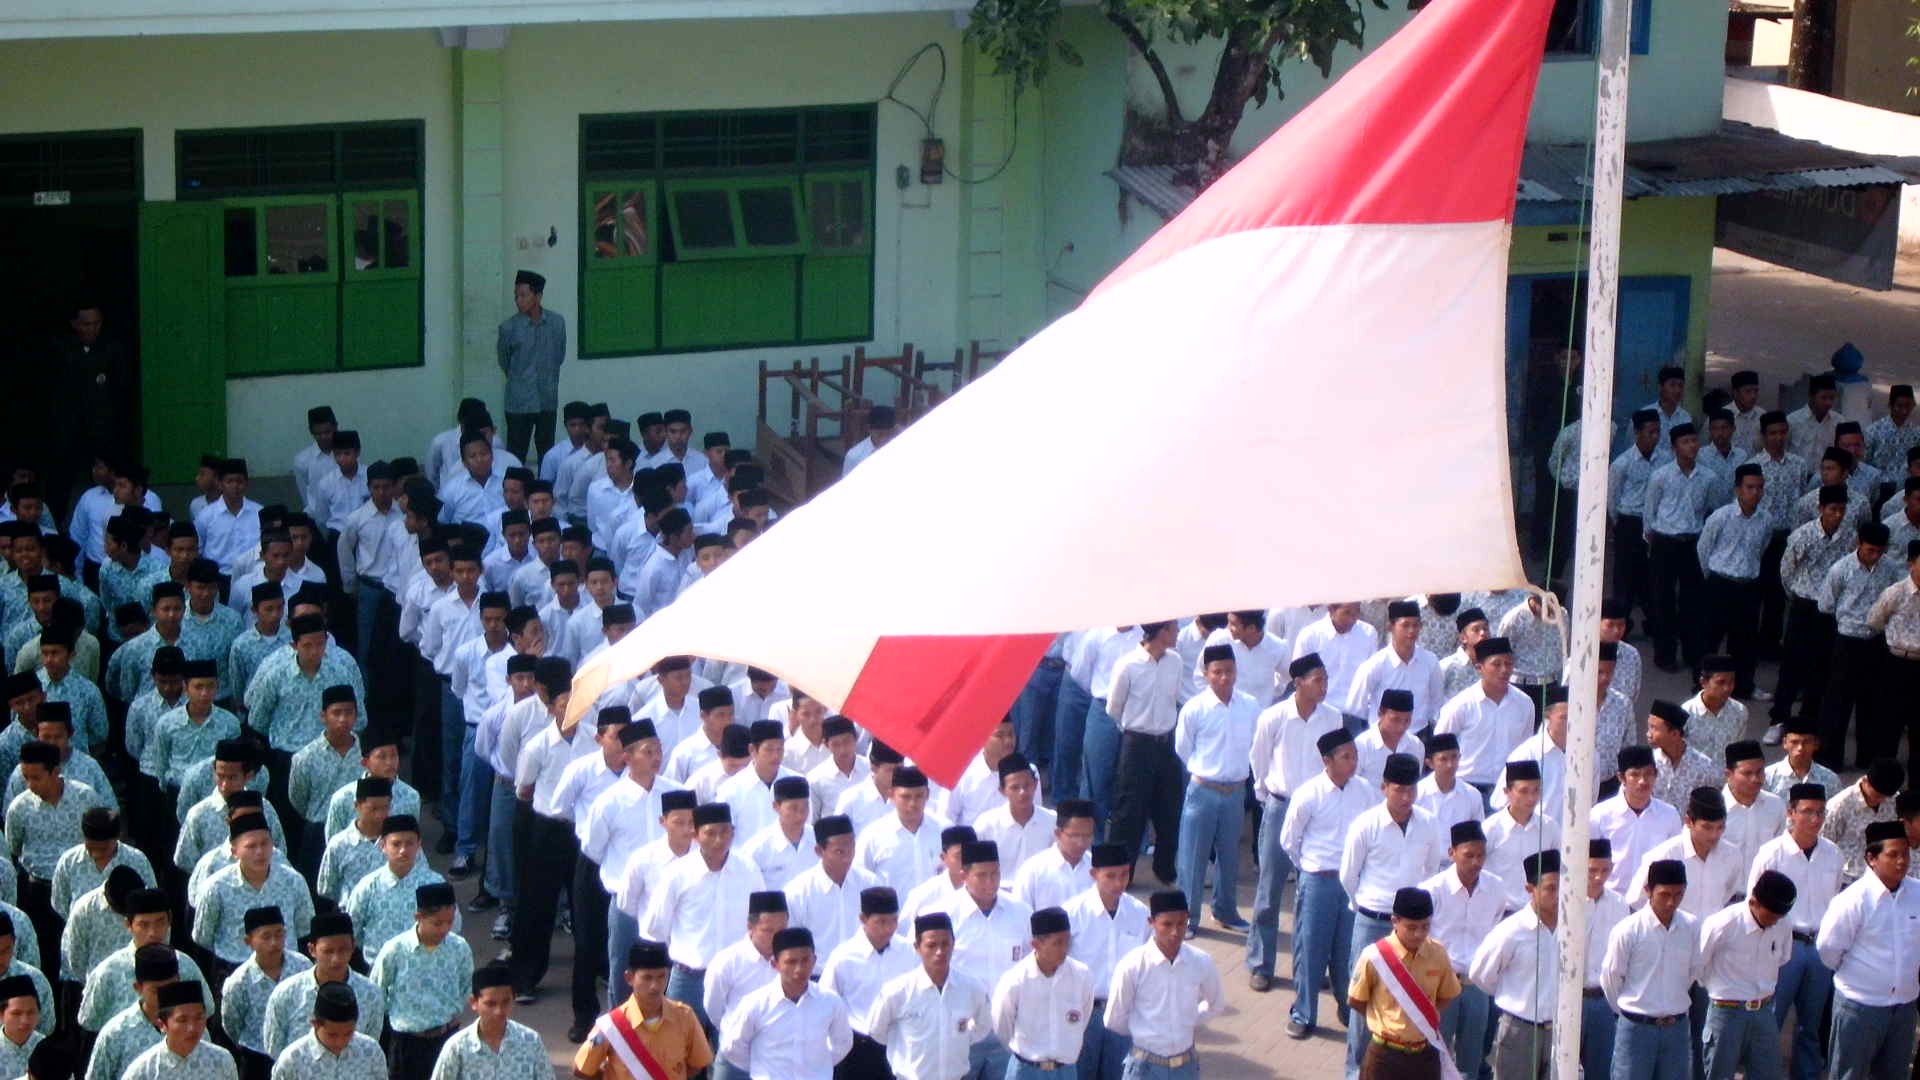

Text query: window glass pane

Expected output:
[739,186,799,247]
[673,189,735,250]
[1545,0,1590,53]
[808,179,867,250]
[350,201,382,269]
[224,208,257,278]
[592,190,650,259]
[341,126,421,186]
[383,199,411,269]
[264,203,329,274]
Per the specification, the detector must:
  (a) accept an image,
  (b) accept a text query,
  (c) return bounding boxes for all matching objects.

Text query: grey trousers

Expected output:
[1489,1013,1551,1080]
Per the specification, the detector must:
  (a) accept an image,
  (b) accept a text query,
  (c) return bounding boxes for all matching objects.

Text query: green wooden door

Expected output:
[139,202,226,483]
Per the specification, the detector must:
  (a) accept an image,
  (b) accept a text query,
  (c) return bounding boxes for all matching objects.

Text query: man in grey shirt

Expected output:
[497,269,567,463]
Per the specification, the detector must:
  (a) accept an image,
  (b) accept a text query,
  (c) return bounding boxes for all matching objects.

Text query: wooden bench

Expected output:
[755,356,859,506]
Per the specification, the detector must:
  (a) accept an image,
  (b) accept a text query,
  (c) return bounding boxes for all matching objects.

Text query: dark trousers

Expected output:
[1883,653,1920,789]
[1820,634,1883,770]
[1758,529,1790,656]
[1703,572,1762,696]
[1106,731,1184,884]
[1772,598,1835,724]
[510,810,578,993]
[505,410,556,465]
[385,1025,455,1080]
[1647,532,1704,668]
[235,1047,272,1080]
[836,1032,891,1079]
[1548,483,1578,591]
[1359,1039,1442,1080]
[1612,515,1651,623]
[410,653,442,804]
[571,855,610,1031]
[17,876,59,984]
[262,747,297,865]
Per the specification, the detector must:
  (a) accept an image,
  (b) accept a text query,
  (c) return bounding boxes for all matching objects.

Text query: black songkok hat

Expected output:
[355,777,394,800]
[1588,838,1612,860]
[416,883,456,910]
[1391,887,1434,920]
[1650,700,1688,729]
[698,686,735,711]
[380,814,420,836]
[720,725,751,758]
[960,841,999,866]
[747,891,788,917]
[1030,907,1071,936]
[1866,820,1907,847]
[133,944,178,982]
[125,888,169,916]
[822,716,856,739]
[312,980,359,1022]
[1200,643,1234,667]
[1524,850,1561,884]
[618,719,657,746]
[1868,758,1906,796]
[1379,689,1415,713]
[892,765,929,789]
[244,906,284,933]
[1380,753,1419,786]
[1387,600,1421,621]
[1505,760,1542,784]
[1455,607,1487,630]
[1090,843,1130,869]
[1645,859,1687,887]
[747,720,784,745]
[1616,745,1655,771]
[692,803,731,827]
[627,940,670,970]
[660,791,697,814]
[1148,890,1188,917]
[1787,782,1827,805]
[514,269,546,291]
[814,815,853,844]
[1424,733,1459,755]
[1686,787,1727,821]
[321,684,355,709]
[940,825,978,849]
[859,887,899,916]
[0,975,33,1004]
[156,982,203,1013]
[773,776,809,801]
[1475,637,1512,659]
[1450,821,1485,847]
[1724,740,1763,767]
[309,912,354,941]
[1750,869,1797,915]
[1289,653,1325,678]
[1316,728,1354,756]
[914,913,953,938]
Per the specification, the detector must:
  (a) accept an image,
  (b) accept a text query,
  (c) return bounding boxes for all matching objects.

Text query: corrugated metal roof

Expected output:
[1110,121,1909,220]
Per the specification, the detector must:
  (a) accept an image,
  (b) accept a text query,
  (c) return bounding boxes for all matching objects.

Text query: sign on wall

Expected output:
[1716,183,1900,291]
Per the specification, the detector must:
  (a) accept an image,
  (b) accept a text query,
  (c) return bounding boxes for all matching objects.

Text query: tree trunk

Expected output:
[1788,0,1836,94]
[1172,26,1283,185]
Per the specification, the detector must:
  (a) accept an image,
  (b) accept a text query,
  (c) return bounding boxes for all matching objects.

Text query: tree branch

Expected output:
[1105,10,1185,126]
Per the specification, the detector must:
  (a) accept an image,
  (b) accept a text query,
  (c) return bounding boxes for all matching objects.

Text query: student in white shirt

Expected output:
[990,906,1095,1076]
[818,886,915,1076]
[1102,890,1220,1074]
[866,910,989,1080]
[1601,858,1700,1080]
[641,801,766,1033]
[1578,840,1634,1080]
[1246,652,1344,990]
[839,406,896,476]
[1062,843,1148,1079]
[972,757,1054,882]
[1592,746,1685,896]
[734,776,817,890]
[717,927,851,1079]
[1720,739,1786,879]
[1697,870,1797,1080]
[1481,759,1561,912]
[1750,782,1841,1080]
[1343,599,1443,728]
[1172,644,1257,932]
[1470,850,1566,1080]
[853,767,947,897]
[1817,819,1920,1080]
[1625,788,1744,922]
[1433,636,1535,803]
[1103,622,1181,882]
[780,815,878,968]
[1290,603,1378,720]
[1195,610,1288,709]
[1007,799,1094,914]
[1413,733,1484,835]
[1279,727,1374,1039]
[939,842,1032,1078]
[1353,688,1424,787]
[1420,820,1505,1080]
[701,890,788,1060]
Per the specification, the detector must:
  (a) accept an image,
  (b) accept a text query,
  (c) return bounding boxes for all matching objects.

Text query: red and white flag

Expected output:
[571,0,1551,783]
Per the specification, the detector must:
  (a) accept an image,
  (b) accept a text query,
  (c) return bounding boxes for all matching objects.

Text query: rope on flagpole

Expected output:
[1552,0,1634,1072]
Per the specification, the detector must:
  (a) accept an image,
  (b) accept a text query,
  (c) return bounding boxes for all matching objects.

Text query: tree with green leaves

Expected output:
[966,0,1390,184]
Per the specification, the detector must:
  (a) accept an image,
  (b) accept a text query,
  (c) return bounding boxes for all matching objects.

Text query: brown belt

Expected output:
[1192,777,1240,794]
[1128,1048,1194,1068]
[1711,997,1772,1011]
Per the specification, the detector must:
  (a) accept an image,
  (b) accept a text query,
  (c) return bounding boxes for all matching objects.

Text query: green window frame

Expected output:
[577,105,874,358]
[178,122,425,375]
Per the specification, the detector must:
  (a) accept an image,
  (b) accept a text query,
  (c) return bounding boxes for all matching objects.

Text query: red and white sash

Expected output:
[594,1006,672,1080]
[1363,938,1464,1080]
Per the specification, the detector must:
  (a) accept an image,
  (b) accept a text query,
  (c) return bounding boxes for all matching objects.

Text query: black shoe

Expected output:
[447,856,475,881]
[494,946,513,964]
[568,1023,592,1044]
[1286,1020,1311,1039]
[514,988,536,1005]
[468,890,500,913]
[434,831,456,855]
[492,914,512,940]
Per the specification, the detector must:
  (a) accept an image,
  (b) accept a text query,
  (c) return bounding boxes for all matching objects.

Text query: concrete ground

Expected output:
[305,246,1919,1077]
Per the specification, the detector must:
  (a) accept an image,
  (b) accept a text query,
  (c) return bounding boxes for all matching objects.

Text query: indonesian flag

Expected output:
[570,0,1550,783]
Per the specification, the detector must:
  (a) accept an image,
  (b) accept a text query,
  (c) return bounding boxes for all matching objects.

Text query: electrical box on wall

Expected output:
[920,138,945,185]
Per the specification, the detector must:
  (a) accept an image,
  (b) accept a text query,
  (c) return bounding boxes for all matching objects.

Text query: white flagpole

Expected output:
[1551,0,1633,1072]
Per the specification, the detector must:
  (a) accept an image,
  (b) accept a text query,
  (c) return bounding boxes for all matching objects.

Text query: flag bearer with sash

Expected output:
[574,940,712,1080]
[1345,886,1461,1080]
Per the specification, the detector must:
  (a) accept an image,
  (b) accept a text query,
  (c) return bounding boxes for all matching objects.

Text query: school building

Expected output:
[0,0,1898,511]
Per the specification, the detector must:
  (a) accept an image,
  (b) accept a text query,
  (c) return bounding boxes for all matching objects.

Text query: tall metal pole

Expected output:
[1551,0,1633,1072]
